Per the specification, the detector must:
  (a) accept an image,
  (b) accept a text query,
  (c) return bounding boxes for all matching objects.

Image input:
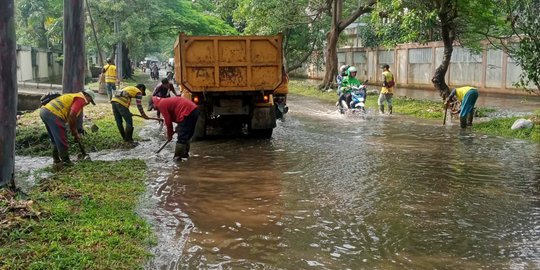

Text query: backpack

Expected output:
[40,92,61,106]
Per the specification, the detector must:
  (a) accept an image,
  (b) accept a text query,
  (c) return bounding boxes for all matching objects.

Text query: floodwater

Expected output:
[140,95,540,269]
[14,94,540,269]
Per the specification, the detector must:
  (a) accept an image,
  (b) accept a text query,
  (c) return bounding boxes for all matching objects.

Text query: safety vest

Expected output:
[104,64,117,83]
[455,86,476,102]
[44,93,86,122]
[111,86,142,108]
[381,71,394,94]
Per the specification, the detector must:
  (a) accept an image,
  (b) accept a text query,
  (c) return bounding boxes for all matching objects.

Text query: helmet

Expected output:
[347,66,358,76]
[339,64,350,76]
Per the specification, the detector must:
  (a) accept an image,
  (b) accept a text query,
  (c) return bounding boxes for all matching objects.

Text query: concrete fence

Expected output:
[16,45,63,83]
[300,41,534,95]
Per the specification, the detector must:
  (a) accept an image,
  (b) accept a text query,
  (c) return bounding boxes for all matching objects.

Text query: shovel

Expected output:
[132,114,163,122]
[443,106,448,126]
[156,139,172,154]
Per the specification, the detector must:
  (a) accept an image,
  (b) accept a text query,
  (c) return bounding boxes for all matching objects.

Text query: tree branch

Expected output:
[337,0,376,31]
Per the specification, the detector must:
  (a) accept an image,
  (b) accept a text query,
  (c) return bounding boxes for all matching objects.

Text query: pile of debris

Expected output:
[0,189,41,231]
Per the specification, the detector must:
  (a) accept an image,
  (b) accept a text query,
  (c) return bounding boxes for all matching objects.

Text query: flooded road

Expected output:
[141,95,540,269]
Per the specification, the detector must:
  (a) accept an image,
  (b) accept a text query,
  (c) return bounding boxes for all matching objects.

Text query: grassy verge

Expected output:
[474,111,540,142]
[0,160,155,269]
[16,103,145,157]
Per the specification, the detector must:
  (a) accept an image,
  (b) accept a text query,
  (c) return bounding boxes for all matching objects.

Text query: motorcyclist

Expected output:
[339,66,362,111]
[166,64,174,81]
[150,63,159,80]
[336,64,349,96]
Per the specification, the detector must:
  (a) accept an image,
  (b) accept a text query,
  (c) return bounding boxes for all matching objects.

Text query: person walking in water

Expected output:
[446,86,479,128]
[379,64,395,114]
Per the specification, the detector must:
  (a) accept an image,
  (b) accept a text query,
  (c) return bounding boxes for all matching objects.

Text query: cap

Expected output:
[83,89,96,105]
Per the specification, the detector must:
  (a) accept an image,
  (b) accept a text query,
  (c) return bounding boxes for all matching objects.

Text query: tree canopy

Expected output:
[13,0,540,95]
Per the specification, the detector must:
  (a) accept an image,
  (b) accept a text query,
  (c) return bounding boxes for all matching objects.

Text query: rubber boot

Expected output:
[379,105,385,114]
[460,116,467,129]
[118,128,126,141]
[125,127,138,147]
[185,142,191,157]
[125,126,134,142]
[173,143,188,161]
[61,154,73,167]
[388,105,393,115]
[52,148,61,164]
[467,111,474,127]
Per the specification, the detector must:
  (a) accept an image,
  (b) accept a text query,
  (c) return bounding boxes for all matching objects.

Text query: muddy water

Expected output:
[139,95,540,269]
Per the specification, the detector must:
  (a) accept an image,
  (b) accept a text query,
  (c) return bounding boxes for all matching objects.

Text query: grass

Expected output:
[16,103,145,157]
[474,111,540,143]
[0,159,155,270]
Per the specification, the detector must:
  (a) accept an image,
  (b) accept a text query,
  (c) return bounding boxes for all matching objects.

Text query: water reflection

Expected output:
[155,141,286,269]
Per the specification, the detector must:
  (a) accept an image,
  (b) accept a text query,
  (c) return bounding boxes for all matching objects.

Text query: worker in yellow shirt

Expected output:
[446,86,479,128]
[111,84,149,144]
[40,89,96,165]
[103,58,119,100]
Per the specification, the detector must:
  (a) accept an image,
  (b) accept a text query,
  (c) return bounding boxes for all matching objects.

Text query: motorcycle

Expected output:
[151,69,159,80]
[337,82,368,115]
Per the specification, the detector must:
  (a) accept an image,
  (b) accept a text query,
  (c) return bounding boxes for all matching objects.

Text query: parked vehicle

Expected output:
[174,33,288,138]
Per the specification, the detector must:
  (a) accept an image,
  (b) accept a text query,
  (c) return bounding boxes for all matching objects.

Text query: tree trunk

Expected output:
[431,2,455,99]
[320,28,340,90]
[63,0,86,93]
[0,0,17,189]
[319,0,341,90]
[122,43,133,79]
[319,0,375,90]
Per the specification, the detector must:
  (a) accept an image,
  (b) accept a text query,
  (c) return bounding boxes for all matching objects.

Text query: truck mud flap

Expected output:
[251,106,276,130]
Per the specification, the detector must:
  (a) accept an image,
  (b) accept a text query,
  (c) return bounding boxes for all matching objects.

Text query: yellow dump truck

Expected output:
[174,33,288,138]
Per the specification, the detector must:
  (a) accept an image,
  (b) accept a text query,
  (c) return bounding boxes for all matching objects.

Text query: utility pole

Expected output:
[114,0,123,82]
[63,0,86,93]
[0,0,17,188]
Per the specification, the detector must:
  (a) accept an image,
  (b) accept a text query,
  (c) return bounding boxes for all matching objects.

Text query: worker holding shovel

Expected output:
[151,96,199,160]
[111,83,162,146]
[40,89,96,167]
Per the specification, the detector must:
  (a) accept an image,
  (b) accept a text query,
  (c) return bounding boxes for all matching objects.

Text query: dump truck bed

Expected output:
[174,33,283,93]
